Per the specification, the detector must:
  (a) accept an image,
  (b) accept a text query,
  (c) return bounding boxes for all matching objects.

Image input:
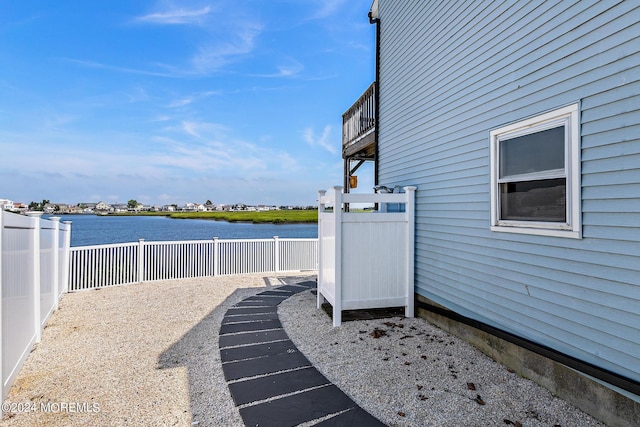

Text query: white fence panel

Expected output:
[279,238,318,272]
[39,219,57,327]
[1,212,38,400]
[217,239,275,276]
[58,221,72,297]
[318,209,338,309]
[144,240,216,282]
[1,211,71,400]
[69,242,139,291]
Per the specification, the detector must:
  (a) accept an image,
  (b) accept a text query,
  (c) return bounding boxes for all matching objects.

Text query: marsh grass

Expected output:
[113,210,318,224]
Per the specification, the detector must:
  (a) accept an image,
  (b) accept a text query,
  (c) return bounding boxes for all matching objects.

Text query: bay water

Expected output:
[48,214,318,247]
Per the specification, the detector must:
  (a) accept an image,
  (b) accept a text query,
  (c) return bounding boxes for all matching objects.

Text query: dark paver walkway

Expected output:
[219,279,386,427]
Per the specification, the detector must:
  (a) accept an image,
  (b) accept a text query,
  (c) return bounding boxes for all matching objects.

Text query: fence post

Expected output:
[61,221,72,294]
[213,237,219,276]
[317,191,326,309]
[273,236,280,273]
[0,210,4,399]
[49,217,60,310]
[137,239,145,283]
[404,186,417,318]
[332,186,343,327]
[27,212,42,342]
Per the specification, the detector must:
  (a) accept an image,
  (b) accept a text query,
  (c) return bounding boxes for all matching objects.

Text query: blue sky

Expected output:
[0,0,375,207]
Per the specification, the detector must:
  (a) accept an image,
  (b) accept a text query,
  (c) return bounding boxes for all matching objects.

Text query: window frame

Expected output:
[489,103,581,239]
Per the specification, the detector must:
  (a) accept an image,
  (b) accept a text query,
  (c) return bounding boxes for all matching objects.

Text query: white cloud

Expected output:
[310,0,347,19]
[303,125,336,154]
[44,114,77,129]
[168,97,195,108]
[252,59,304,78]
[71,4,265,77]
[134,6,212,25]
[166,90,220,108]
[67,58,177,78]
[179,120,227,140]
[191,22,262,73]
[127,87,150,103]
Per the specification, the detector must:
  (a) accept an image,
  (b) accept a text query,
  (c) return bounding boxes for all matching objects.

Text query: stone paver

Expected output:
[219,280,386,426]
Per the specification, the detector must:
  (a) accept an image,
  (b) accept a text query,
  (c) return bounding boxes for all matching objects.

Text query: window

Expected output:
[490,104,581,238]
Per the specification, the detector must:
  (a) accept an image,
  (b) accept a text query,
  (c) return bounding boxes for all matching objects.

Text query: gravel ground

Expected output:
[2,274,603,426]
[2,273,313,427]
[279,290,604,427]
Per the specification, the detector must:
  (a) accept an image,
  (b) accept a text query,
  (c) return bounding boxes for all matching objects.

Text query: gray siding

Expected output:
[377,0,640,384]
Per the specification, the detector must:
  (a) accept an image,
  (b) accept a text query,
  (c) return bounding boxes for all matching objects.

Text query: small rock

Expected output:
[370,328,387,338]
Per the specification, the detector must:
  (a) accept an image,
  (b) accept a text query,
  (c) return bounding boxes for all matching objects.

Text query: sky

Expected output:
[0,0,376,207]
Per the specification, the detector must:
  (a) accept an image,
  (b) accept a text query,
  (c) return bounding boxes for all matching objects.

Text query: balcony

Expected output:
[342,82,376,160]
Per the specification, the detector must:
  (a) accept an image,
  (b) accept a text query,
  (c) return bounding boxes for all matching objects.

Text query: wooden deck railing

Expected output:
[342,82,376,156]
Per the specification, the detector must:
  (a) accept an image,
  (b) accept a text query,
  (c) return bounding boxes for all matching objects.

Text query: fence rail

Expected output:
[68,237,318,291]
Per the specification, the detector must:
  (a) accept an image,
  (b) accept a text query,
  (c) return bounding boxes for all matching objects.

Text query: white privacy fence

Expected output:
[68,237,318,291]
[1,210,317,400]
[1,211,71,400]
[317,186,416,326]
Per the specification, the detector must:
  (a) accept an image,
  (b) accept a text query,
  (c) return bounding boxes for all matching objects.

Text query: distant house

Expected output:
[111,203,128,213]
[0,199,15,211]
[42,203,62,214]
[12,202,26,212]
[79,203,97,214]
[341,1,639,424]
[95,201,111,212]
[66,205,83,214]
[54,203,69,213]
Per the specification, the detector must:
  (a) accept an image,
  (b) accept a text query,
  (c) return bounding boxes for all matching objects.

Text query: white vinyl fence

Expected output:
[1,211,71,400]
[317,186,416,326]
[1,210,316,401]
[68,237,318,291]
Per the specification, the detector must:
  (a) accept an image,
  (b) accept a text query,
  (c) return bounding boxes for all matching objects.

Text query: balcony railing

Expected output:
[342,82,376,158]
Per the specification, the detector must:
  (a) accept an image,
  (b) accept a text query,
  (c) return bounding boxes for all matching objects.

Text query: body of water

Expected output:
[47,215,318,247]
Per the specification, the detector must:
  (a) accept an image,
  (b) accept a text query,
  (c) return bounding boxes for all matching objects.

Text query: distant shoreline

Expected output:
[103,209,318,224]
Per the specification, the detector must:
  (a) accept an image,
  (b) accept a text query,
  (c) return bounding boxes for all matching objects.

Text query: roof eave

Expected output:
[369,0,379,22]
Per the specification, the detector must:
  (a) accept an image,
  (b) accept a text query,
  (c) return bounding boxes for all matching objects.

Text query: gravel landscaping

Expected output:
[2,274,603,426]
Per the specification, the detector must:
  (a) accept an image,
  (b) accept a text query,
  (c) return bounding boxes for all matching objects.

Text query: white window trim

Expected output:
[490,103,581,239]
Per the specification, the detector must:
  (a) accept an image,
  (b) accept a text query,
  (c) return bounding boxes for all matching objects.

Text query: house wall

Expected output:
[376,0,640,389]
